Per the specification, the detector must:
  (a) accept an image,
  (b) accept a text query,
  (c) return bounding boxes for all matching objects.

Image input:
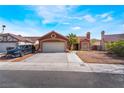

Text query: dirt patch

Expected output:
[77,51,124,64]
[0,54,34,62]
[12,54,33,62]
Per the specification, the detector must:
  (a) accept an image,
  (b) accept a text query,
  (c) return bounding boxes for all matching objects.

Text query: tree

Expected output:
[90,39,100,45]
[67,33,77,50]
[106,40,124,57]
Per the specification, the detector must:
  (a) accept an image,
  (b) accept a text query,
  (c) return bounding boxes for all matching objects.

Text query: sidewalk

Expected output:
[0,62,124,74]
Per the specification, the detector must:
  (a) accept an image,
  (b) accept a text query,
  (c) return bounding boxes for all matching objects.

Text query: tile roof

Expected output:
[24,37,40,42]
[66,36,87,43]
[0,33,33,43]
[1,32,89,43]
[77,36,86,39]
[103,33,124,42]
[38,31,68,41]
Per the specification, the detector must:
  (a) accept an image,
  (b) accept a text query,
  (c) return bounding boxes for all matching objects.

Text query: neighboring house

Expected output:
[92,40,101,50]
[101,31,124,50]
[72,32,90,50]
[79,32,90,50]
[37,31,90,53]
[0,33,33,53]
[91,39,101,50]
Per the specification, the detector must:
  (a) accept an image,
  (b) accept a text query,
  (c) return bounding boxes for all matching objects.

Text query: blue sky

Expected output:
[0,5,124,39]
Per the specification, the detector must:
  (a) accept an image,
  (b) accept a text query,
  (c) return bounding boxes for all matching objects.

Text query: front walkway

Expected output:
[67,52,84,64]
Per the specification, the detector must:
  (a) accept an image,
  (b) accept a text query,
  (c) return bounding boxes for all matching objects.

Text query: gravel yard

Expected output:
[77,51,124,64]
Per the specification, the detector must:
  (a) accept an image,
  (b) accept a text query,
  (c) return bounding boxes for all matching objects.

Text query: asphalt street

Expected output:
[0,70,124,88]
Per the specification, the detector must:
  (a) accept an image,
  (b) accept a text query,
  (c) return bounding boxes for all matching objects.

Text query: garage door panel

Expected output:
[42,42,65,53]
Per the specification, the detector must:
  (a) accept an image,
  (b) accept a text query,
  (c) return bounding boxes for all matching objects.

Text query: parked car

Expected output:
[6,45,35,57]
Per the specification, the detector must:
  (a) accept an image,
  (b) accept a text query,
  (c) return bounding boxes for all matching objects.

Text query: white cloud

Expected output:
[62,22,70,25]
[99,13,110,18]
[67,16,82,20]
[98,11,113,18]
[102,16,113,22]
[34,6,86,25]
[97,12,114,22]
[35,6,69,24]
[72,26,81,30]
[83,14,96,23]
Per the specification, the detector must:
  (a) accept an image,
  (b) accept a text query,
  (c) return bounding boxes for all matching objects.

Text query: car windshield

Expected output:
[16,46,21,49]
[16,45,25,49]
[16,45,32,49]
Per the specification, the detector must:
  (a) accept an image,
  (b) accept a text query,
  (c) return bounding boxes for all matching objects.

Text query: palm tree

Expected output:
[67,33,77,50]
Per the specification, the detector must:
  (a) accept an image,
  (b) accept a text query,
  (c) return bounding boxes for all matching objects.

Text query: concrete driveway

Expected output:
[22,53,68,63]
[21,53,83,64]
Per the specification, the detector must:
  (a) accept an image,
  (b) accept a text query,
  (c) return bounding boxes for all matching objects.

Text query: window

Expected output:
[51,34,56,38]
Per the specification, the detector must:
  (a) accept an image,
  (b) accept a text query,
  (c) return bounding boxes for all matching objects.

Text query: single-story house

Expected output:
[91,39,101,50]
[36,31,90,53]
[0,33,33,53]
[79,32,90,50]
[101,31,124,50]
[0,31,91,53]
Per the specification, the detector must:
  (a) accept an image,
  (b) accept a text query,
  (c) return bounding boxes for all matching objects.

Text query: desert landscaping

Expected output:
[77,51,124,64]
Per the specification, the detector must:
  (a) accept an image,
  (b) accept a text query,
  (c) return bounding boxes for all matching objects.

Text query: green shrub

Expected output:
[106,40,124,57]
